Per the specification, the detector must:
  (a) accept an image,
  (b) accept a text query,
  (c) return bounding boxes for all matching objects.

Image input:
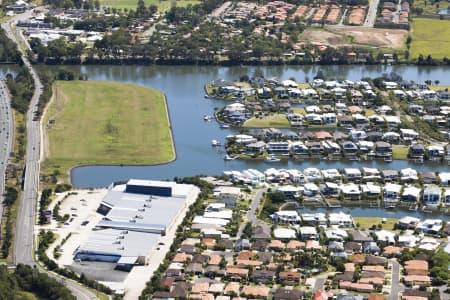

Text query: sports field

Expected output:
[43,81,175,176]
[410,18,450,59]
[100,0,199,11]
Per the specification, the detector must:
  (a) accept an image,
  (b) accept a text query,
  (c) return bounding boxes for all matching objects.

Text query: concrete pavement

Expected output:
[388,259,404,300]
[364,0,380,27]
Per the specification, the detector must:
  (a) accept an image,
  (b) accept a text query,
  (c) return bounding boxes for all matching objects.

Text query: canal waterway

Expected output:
[37,64,450,188]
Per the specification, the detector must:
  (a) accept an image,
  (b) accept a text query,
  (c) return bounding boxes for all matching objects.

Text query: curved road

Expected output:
[1,12,99,300]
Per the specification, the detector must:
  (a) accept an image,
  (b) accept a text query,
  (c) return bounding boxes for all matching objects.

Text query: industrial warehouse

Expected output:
[73,179,199,271]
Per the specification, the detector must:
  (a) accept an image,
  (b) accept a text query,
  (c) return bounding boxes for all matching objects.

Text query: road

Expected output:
[1,11,99,300]
[0,81,14,224]
[388,259,404,300]
[237,188,269,238]
[364,0,380,27]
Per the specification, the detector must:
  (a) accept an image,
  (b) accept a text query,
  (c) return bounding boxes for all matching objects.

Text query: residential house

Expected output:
[401,186,421,203]
[422,186,441,206]
[278,271,302,285]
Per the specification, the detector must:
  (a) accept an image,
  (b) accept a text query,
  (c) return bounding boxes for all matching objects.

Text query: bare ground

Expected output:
[301,26,407,49]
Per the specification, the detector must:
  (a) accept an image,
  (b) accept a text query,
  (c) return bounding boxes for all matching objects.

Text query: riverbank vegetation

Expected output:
[42,80,175,179]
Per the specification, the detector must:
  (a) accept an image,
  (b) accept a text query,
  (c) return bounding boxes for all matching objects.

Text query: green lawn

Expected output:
[244,114,290,128]
[100,0,200,11]
[354,217,398,231]
[43,81,175,177]
[392,144,409,160]
[410,18,450,59]
[292,107,306,115]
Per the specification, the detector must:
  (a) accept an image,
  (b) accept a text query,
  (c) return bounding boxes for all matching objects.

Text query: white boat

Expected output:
[264,156,281,163]
[223,154,236,161]
[220,124,230,129]
[211,139,221,146]
[384,157,392,163]
[204,115,213,121]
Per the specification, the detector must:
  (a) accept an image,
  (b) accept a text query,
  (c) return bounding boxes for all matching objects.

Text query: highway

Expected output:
[0,80,14,223]
[1,11,99,300]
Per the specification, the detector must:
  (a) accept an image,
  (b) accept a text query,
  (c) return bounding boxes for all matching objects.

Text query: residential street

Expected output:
[388,259,404,300]
[237,188,269,238]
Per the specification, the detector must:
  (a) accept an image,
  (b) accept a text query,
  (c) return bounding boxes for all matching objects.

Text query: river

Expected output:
[33,65,450,188]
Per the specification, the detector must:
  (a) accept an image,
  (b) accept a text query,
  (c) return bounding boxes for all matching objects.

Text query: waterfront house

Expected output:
[444,189,450,206]
[361,183,381,199]
[307,141,324,155]
[301,213,327,225]
[323,141,341,155]
[304,168,322,181]
[420,172,438,184]
[428,145,445,160]
[340,183,361,200]
[329,212,353,227]
[401,185,421,203]
[400,168,418,183]
[409,143,425,159]
[383,183,402,202]
[398,216,420,229]
[343,168,362,182]
[439,172,450,185]
[350,129,367,141]
[362,168,381,181]
[382,170,399,182]
[291,141,309,155]
[322,182,340,197]
[322,168,341,180]
[267,141,290,155]
[375,141,392,158]
[416,219,443,235]
[271,210,301,223]
[245,141,266,154]
[422,186,441,206]
[341,141,359,156]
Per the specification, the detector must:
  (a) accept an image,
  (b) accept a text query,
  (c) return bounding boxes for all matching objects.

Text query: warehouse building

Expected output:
[74,179,199,271]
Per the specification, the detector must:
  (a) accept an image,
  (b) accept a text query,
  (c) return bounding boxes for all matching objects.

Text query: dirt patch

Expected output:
[301,26,408,49]
[301,29,352,47]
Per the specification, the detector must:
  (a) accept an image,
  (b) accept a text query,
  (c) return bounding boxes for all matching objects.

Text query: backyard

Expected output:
[43,80,175,177]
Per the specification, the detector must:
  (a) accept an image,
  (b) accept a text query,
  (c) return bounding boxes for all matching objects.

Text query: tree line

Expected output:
[0,263,75,300]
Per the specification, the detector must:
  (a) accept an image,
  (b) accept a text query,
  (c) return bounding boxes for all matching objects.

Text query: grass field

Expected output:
[392,144,409,160]
[43,81,174,176]
[244,114,290,128]
[354,217,398,231]
[410,18,450,59]
[100,0,200,11]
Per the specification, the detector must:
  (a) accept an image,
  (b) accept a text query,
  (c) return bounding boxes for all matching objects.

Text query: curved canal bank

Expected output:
[27,64,450,188]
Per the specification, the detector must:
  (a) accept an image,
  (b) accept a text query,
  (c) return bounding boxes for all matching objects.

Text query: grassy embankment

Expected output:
[42,80,175,179]
[244,114,290,128]
[410,18,450,59]
[411,0,449,15]
[100,0,200,11]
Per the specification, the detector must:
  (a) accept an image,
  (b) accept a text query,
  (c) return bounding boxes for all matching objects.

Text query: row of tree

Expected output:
[0,264,75,300]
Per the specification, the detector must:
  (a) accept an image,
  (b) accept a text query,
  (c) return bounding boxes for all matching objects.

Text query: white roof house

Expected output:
[383,183,402,202]
[329,212,353,227]
[271,210,301,223]
[416,219,443,235]
[301,213,326,225]
[274,227,297,239]
[400,168,418,181]
[324,228,348,240]
[375,230,396,244]
[439,172,450,186]
[398,234,420,247]
[402,186,421,202]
